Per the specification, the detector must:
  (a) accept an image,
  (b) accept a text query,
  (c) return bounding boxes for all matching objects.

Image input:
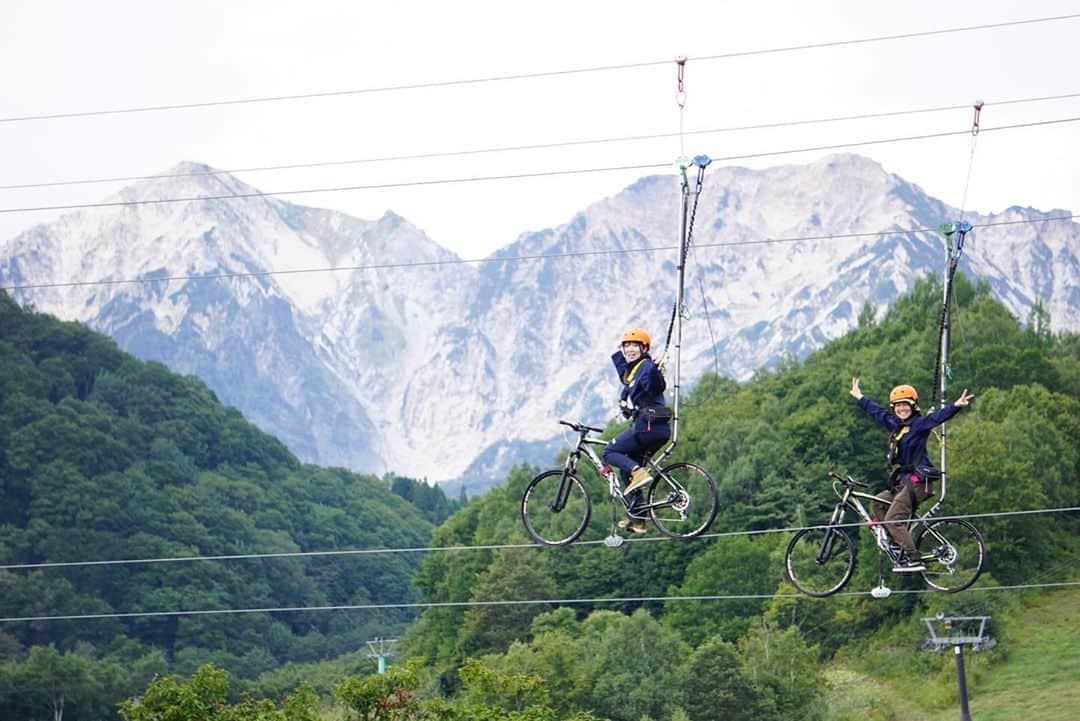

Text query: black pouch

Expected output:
[914,466,942,492]
[641,405,673,424]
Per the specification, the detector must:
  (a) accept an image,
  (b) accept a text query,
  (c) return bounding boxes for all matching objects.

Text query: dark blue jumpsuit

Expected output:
[603,351,671,493]
[856,396,963,552]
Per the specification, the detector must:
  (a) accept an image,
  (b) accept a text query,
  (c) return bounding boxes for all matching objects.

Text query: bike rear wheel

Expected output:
[785,527,856,597]
[521,470,591,546]
[915,518,985,592]
[646,462,719,539]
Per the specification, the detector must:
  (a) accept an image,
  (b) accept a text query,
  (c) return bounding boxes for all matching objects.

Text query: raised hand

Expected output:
[849,377,863,400]
[954,388,975,407]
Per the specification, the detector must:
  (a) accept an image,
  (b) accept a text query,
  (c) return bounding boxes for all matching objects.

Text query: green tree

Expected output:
[120,664,319,721]
[739,621,825,721]
[458,550,557,657]
[678,635,778,721]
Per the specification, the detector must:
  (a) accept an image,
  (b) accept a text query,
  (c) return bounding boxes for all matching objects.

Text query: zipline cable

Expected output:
[2,14,1077,124]
[1,580,1076,625]
[3,505,1075,572]
[2,116,1077,217]
[2,213,1075,294]
[5,91,1078,192]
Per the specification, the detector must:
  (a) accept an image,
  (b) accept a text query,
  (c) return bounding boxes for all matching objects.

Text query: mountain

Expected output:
[2,156,1077,490]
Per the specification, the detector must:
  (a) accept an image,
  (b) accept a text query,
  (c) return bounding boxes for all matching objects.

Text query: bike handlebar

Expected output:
[558,419,606,435]
[827,470,869,489]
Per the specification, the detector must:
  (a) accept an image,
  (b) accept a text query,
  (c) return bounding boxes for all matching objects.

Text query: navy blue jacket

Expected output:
[857,396,962,469]
[612,351,668,430]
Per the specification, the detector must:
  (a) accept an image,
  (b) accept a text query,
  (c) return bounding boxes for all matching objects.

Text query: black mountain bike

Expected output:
[785,471,986,596]
[521,420,719,545]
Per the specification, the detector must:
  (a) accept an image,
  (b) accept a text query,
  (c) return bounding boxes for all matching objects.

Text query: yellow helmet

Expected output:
[621,328,651,349]
[889,384,919,406]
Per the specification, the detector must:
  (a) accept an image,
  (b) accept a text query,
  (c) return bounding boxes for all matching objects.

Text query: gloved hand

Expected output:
[619,399,634,419]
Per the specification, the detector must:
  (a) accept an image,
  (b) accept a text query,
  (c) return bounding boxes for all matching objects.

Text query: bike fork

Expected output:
[550,465,575,512]
[816,507,846,564]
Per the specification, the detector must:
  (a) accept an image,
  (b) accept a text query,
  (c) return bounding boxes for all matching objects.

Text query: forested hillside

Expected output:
[402,273,1079,720]
[1,275,1077,721]
[0,290,458,717]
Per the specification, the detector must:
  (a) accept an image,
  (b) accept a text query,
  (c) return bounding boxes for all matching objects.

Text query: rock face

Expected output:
[3,155,1076,491]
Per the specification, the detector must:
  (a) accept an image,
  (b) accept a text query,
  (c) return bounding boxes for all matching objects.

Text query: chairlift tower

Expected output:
[365,637,398,675]
[923,615,994,721]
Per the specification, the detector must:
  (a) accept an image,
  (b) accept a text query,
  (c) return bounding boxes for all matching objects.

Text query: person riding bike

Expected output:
[849,378,974,572]
[603,328,672,534]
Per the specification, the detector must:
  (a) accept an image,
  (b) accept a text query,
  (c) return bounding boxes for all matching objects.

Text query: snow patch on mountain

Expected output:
[2,154,1076,489]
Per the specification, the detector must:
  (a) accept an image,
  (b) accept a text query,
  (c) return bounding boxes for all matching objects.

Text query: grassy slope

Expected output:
[824,588,1079,721]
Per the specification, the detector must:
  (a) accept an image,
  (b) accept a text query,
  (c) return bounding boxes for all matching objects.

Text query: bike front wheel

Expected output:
[646,462,719,539]
[785,527,856,597]
[521,470,592,546]
[915,519,985,592]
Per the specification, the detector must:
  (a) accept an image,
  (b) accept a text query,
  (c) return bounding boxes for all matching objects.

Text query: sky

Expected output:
[2,0,1079,259]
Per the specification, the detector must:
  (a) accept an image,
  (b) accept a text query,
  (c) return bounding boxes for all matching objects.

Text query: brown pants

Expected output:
[872,483,932,554]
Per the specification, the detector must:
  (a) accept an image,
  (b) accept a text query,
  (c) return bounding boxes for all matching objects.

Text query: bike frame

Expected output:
[826,476,950,561]
[558,426,678,517]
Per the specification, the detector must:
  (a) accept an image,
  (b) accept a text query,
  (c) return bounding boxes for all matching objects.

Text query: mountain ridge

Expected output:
[2,153,1076,488]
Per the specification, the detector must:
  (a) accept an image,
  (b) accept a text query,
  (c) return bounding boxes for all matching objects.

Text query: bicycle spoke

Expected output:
[916,519,985,592]
[521,470,591,546]
[785,527,856,597]
[647,463,718,539]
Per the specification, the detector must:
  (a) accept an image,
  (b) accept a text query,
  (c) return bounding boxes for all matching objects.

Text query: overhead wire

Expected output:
[2,13,1076,124]
[5,91,1078,192]
[1,115,1077,220]
[1,12,1076,634]
[1,580,1076,625]
[2,212,1075,294]
[3,505,1076,572]
[5,91,1074,191]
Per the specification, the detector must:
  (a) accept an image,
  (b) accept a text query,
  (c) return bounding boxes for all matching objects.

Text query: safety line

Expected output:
[5,91,1077,192]
[3,506,1075,572]
[0,581,1076,624]
[2,14,1076,124]
[0,161,665,214]
[1,116,1077,219]
[3,213,1075,294]
[694,14,1080,61]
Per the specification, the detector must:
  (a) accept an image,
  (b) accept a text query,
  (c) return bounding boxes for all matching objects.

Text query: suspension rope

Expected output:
[662,157,710,357]
[3,14,1076,125]
[5,90,1077,192]
[1,580,1076,625]
[3,213,1075,294]
[959,101,985,219]
[697,273,722,378]
[3,505,1075,572]
[931,220,972,409]
[2,115,1078,217]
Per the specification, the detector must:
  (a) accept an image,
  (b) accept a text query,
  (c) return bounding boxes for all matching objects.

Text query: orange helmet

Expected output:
[889,384,919,406]
[621,328,651,349]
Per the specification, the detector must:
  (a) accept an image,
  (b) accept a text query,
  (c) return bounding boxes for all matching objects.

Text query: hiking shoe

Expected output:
[625,467,653,494]
[892,554,925,573]
[618,519,648,534]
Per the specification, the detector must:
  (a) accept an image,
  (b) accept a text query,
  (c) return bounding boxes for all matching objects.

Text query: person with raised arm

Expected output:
[850,378,974,572]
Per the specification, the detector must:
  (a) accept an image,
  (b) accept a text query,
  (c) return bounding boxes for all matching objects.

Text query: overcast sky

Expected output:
[2,0,1078,258]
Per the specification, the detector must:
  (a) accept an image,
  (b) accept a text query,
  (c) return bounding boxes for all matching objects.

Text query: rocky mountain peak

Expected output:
[2,155,1075,491]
